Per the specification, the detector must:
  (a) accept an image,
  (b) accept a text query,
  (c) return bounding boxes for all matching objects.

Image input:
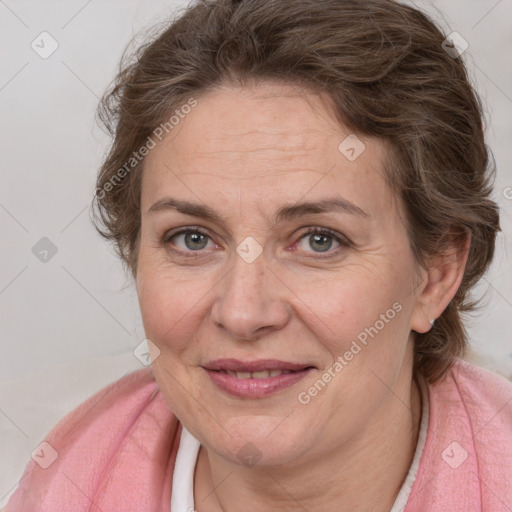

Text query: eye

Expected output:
[163,228,217,254]
[295,227,349,255]
[162,226,350,258]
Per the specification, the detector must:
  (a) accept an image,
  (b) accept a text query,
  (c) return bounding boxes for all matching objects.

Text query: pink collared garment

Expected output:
[5,359,512,511]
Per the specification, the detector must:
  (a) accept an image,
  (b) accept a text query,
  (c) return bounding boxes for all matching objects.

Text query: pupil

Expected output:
[186,232,207,250]
[311,234,331,252]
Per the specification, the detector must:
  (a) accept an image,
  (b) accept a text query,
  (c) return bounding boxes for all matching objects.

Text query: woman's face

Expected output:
[137,82,425,467]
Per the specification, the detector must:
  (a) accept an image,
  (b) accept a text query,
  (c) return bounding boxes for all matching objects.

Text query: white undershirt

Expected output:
[170,376,429,511]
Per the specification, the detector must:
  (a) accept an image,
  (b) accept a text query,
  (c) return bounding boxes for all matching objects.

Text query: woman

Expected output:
[6,0,512,510]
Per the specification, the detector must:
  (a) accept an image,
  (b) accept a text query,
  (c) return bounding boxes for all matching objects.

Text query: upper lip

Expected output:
[202,358,314,372]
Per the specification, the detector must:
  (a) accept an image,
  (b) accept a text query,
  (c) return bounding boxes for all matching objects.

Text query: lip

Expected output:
[202,359,315,398]
[203,358,313,372]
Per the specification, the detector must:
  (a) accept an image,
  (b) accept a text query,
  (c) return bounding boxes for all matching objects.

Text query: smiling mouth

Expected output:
[202,359,316,398]
[202,358,315,374]
[216,369,297,379]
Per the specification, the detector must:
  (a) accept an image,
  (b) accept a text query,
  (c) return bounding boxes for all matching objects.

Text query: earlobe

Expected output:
[410,234,470,334]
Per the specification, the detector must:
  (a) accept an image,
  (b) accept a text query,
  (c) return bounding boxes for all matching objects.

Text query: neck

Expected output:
[194,373,423,512]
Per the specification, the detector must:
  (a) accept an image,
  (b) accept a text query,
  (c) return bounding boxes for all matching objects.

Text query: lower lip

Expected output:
[204,368,313,398]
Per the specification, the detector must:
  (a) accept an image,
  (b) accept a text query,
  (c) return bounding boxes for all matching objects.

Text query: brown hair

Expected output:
[92,0,500,382]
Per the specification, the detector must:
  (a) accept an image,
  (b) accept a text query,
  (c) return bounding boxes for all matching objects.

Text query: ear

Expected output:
[410,233,471,334]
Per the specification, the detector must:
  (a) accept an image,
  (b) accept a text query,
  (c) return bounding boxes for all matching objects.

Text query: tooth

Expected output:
[224,369,297,379]
[252,371,271,379]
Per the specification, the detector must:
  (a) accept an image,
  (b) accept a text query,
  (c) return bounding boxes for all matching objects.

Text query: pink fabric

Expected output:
[405,359,512,511]
[6,370,179,512]
[6,359,512,511]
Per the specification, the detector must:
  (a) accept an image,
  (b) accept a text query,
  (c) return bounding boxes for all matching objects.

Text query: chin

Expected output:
[200,415,312,468]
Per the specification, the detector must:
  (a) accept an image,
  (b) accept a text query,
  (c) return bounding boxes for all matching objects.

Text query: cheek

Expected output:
[288,272,414,390]
[294,275,412,408]
[136,263,214,354]
[137,266,181,343]
[293,270,403,341]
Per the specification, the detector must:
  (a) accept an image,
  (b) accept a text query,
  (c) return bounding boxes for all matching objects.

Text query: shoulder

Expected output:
[406,359,512,510]
[443,358,512,415]
[33,367,163,446]
[429,358,512,433]
[432,359,512,485]
[58,367,160,430]
[5,368,180,512]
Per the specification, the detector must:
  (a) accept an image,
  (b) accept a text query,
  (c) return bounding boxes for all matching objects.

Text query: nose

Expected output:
[210,249,291,342]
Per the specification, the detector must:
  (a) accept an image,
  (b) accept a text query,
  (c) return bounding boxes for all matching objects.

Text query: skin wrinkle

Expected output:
[134,82,466,512]
[91,0,501,389]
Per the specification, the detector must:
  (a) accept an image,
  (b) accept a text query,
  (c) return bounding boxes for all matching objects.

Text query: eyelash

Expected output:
[161,226,350,258]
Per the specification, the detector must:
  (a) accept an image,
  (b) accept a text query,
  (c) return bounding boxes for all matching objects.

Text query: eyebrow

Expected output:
[147,196,369,224]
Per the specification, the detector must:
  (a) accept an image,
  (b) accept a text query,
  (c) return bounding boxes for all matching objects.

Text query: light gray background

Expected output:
[1,0,511,505]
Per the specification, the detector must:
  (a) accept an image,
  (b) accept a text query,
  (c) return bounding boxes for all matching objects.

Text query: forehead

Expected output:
[141,82,393,217]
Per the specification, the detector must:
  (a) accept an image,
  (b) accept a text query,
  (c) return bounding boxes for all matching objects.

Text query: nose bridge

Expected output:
[224,230,269,297]
[222,248,268,313]
[211,246,289,339]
